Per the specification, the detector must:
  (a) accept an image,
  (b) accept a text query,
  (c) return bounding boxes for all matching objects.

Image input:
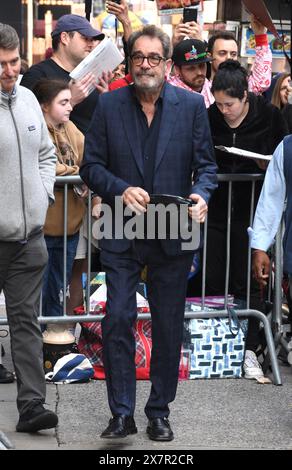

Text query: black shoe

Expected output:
[0,364,14,384]
[100,415,137,439]
[147,417,174,441]
[16,403,58,433]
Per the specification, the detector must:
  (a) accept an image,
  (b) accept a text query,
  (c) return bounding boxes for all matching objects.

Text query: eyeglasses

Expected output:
[130,54,166,67]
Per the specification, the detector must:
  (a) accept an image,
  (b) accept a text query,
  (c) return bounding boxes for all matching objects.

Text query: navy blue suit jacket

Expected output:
[80,82,218,255]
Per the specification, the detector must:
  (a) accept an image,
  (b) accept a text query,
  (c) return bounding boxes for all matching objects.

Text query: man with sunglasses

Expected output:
[81,25,217,442]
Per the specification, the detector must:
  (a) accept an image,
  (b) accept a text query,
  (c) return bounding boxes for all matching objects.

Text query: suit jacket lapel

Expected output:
[118,84,179,176]
[120,89,144,177]
[155,83,179,171]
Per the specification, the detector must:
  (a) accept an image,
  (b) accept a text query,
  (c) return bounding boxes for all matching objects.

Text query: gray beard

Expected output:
[133,73,164,92]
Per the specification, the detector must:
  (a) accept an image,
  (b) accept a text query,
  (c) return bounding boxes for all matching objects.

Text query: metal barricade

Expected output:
[0,174,283,385]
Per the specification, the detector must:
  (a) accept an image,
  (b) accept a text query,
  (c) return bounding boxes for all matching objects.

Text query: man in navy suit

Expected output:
[80,25,217,441]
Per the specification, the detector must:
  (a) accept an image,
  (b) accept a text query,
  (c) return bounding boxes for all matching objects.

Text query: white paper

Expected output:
[215,146,272,161]
[70,37,124,95]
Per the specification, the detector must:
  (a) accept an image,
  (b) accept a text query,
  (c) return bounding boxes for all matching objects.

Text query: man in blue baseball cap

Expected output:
[21,14,106,134]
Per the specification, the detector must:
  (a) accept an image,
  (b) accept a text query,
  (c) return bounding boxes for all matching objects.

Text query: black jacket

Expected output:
[208,93,288,174]
[281,104,292,134]
[207,93,288,220]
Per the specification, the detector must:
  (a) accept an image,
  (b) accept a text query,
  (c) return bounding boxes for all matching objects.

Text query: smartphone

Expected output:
[183,7,198,24]
[112,0,121,3]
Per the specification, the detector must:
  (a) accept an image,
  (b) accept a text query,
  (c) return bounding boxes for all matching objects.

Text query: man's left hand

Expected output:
[188,194,208,223]
[95,71,114,94]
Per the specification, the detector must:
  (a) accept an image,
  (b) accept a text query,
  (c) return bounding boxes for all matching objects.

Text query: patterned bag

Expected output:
[183,305,247,379]
[77,319,152,380]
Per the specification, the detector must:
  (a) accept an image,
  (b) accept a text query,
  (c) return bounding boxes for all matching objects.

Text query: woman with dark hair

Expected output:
[33,79,86,323]
[206,60,288,381]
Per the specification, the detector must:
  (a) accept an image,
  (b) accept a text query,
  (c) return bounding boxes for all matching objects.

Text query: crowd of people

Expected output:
[0,0,291,441]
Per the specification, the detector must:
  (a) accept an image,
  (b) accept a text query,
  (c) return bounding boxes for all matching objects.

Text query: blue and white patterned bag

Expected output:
[184,307,247,379]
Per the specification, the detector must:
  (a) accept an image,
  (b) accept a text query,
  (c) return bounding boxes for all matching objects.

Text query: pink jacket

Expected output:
[247,34,272,94]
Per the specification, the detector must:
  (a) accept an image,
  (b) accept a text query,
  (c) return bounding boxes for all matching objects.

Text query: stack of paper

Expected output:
[70,37,124,95]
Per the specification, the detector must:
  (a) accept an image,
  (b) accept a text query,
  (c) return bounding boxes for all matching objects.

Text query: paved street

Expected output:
[0,327,292,451]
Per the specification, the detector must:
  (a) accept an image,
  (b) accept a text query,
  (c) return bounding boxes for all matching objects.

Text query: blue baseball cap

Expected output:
[51,14,105,40]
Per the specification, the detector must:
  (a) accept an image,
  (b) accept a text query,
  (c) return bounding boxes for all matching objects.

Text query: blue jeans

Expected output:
[42,233,79,317]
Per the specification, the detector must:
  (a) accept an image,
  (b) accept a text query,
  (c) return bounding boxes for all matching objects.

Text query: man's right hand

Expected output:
[252,249,270,287]
[172,21,203,46]
[122,187,150,215]
[105,0,132,42]
[69,72,96,106]
[106,0,130,25]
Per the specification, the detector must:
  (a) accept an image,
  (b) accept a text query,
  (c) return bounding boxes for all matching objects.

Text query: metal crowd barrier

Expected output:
[0,174,283,385]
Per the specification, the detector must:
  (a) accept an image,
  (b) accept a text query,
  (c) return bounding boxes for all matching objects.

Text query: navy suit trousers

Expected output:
[100,239,194,419]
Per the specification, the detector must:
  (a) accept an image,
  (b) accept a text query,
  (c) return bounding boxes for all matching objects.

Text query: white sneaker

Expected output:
[243,350,264,380]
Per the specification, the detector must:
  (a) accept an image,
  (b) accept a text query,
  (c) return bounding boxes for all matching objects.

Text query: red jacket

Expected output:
[109,73,133,91]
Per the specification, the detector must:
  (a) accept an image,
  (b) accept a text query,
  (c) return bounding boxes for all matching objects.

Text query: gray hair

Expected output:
[0,23,20,50]
[128,25,172,59]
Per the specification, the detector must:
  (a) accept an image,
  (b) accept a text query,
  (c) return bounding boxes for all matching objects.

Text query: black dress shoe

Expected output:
[100,415,137,439]
[16,403,58,433]
[0,364,14,384]
[147,417,174,441]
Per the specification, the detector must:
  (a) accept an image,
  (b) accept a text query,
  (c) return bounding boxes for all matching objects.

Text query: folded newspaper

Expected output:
[215,146,272,161]
[70,37,124,95]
